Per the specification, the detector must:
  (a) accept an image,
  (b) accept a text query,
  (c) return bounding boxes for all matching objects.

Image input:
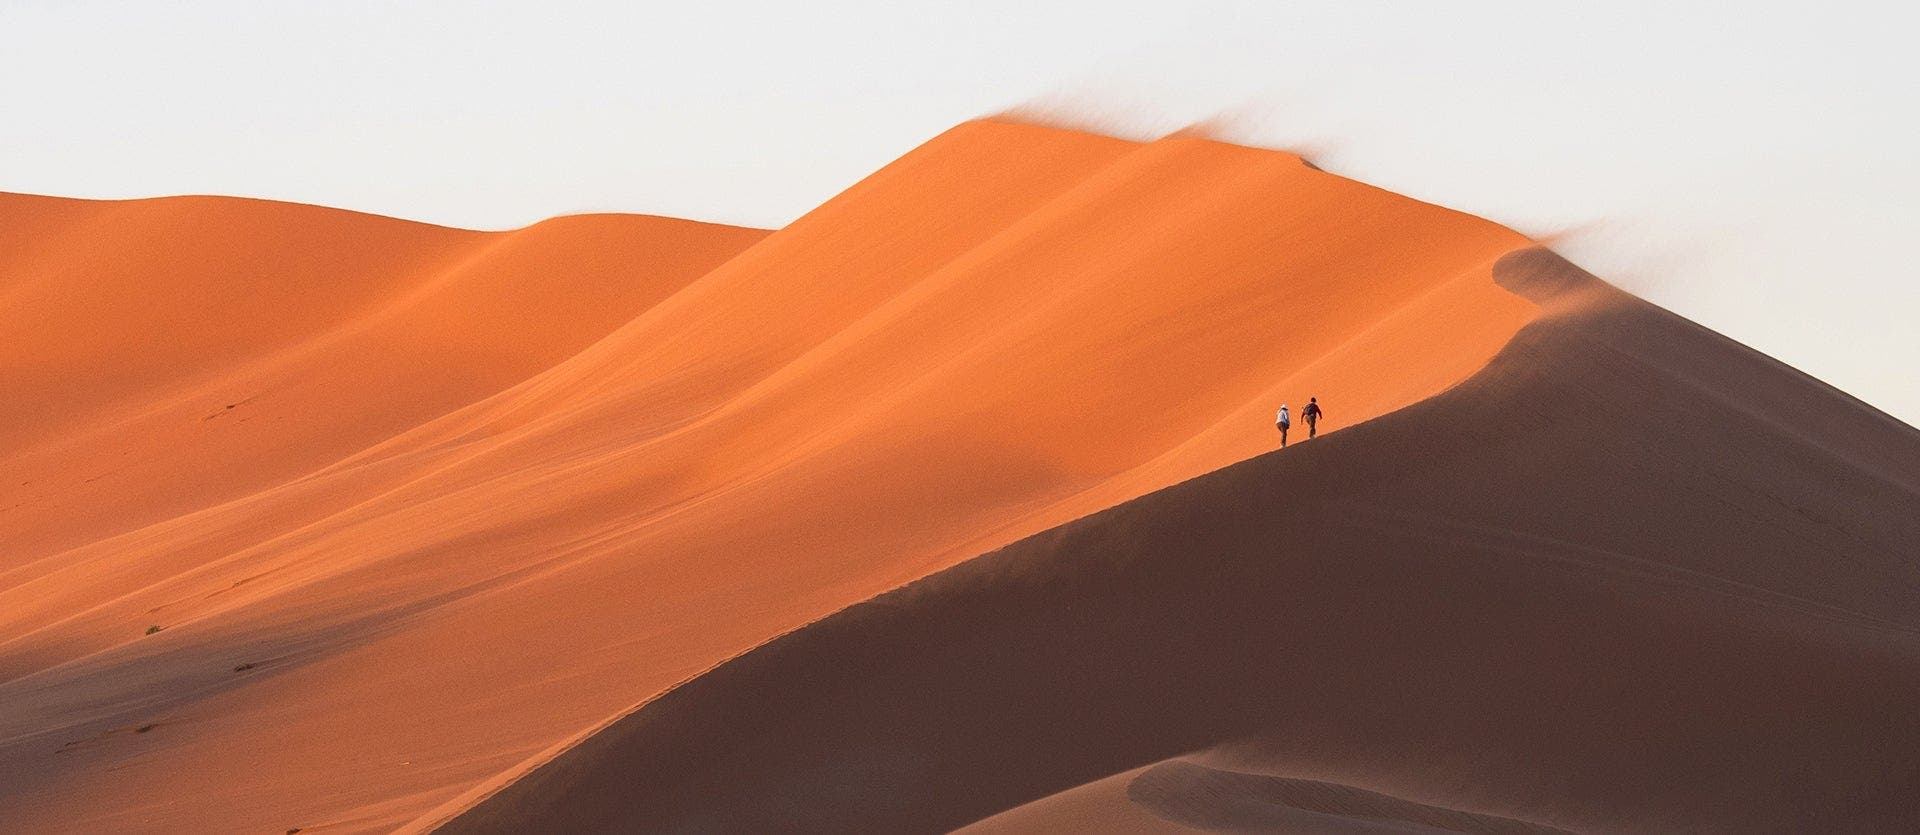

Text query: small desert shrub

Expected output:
[144,625,163,635]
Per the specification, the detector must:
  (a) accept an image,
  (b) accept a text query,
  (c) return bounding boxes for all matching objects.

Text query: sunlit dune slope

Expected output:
[442,250,1920,835]
[3,120,1540,833]
[0,193,768,562]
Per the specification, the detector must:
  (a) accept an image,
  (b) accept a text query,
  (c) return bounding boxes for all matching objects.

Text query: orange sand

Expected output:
[444,251,1920,834]
[1,120,1537,831]
[20,119,1906,834]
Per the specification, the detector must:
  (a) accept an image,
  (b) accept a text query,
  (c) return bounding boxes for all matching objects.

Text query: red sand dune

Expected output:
[441,249,1920,834]
[4,120,1916,833]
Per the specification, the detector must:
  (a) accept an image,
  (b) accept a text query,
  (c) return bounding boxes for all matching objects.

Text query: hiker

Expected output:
[1276,404,1291,447]
[1303,397,1323,438]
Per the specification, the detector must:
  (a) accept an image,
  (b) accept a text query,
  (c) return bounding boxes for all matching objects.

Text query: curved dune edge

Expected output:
[1126,759,1572,834]
[402,135,1555,830]
[9,120,1593,833]
[417,246,1579,834]
[432,250,1920,833]
[961,758,1577,834]
[401,253,1563,834]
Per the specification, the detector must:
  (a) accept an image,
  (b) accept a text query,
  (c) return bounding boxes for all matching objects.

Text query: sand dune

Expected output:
[10,120,1915,833]
[0,194,767,562]
[0,121,1554,832]
[439,250,1920,834]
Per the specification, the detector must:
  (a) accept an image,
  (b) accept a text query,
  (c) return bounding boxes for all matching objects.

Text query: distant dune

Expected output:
[4,120,1916,833]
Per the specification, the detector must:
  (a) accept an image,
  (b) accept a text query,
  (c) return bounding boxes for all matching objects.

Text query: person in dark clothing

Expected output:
[1302,397,1323,438]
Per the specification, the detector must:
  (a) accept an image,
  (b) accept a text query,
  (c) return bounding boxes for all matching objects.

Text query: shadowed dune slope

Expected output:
[440,251,1920,834]
[2,120,1541,832]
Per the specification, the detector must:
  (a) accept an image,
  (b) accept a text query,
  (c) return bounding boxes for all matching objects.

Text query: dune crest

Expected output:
[0,120,1543,833]
[437,250,1920,834]
[1,120,1544,832]
[13,119,1911,834]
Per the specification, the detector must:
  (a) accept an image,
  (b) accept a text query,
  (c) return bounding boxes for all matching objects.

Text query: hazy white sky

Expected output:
[3,1,1915,425]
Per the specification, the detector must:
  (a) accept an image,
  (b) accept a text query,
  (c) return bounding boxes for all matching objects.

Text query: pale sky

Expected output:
[3,1,1914,425]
